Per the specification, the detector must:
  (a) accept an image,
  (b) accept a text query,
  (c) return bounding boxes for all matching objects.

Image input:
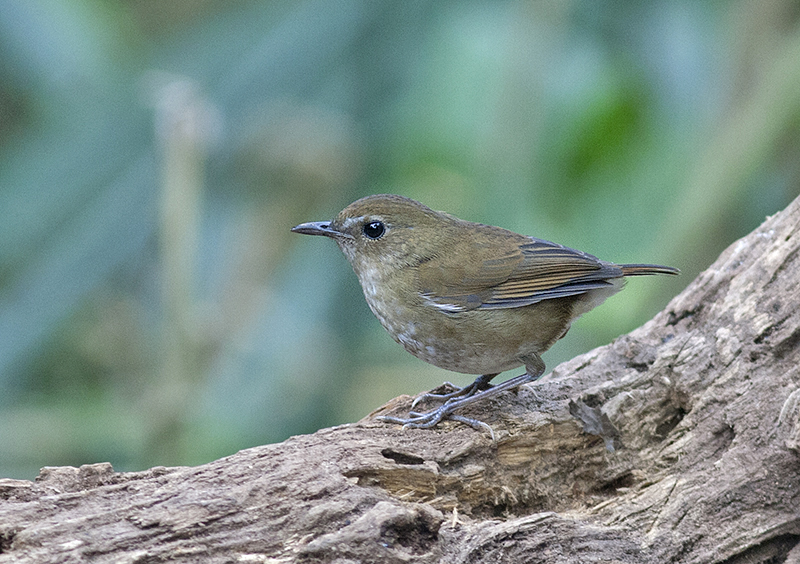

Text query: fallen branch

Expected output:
[2,196,800,563]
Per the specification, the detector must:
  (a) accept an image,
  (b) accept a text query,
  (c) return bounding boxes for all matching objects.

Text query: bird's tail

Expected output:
[620,264,680,276]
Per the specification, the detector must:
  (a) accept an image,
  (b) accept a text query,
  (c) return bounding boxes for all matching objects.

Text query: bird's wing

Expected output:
[417,236,622,312]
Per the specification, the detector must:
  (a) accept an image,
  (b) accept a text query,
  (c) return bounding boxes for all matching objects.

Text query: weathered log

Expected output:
[2,195,800,564]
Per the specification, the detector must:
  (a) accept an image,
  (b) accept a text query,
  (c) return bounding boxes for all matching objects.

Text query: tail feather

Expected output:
[620,264,680,276]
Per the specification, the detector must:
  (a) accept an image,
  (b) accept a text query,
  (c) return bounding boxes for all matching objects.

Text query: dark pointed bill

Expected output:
[291,221,342,238]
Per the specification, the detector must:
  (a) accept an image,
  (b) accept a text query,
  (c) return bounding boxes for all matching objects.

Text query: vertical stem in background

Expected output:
[149,78,213,466]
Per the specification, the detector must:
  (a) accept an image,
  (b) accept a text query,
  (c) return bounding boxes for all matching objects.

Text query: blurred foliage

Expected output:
[1,0,799,478]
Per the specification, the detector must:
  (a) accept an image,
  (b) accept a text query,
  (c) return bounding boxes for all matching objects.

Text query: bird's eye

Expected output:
[362,221,385,239]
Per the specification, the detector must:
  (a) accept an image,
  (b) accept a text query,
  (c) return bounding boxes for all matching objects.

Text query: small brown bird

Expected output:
[292,194,678,431]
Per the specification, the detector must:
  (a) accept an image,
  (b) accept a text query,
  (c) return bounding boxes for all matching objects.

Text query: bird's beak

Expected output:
[291,221,352,239]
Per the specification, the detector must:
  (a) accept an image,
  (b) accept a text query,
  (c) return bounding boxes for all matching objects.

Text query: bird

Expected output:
[291,194,678,432]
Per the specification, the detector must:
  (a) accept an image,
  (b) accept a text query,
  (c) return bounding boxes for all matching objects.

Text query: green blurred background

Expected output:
[1,0,799,479]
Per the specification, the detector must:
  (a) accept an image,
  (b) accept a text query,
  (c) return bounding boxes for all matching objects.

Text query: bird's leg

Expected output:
[410,373,498,409]
[377,354,546,434]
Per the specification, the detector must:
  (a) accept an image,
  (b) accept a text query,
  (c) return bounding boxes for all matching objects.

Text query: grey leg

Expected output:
[377,354,546,434]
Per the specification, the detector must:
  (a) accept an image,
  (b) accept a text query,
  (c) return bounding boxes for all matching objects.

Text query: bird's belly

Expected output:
[365,292,572,375]
[397,333,526,375]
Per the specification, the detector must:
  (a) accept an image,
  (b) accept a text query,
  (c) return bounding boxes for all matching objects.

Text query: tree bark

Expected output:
[2,196,800,564]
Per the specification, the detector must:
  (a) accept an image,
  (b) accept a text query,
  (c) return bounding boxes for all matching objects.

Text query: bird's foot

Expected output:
[377,371,540,439]
[377,401,495,440]
[410,373,497,409]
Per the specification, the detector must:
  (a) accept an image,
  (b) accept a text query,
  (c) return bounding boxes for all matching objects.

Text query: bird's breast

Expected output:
[352,265,526,374]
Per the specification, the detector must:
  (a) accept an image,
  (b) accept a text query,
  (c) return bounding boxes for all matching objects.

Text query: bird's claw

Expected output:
[377,372,533,441]
[376,403,496,441]
[409,378,492,409]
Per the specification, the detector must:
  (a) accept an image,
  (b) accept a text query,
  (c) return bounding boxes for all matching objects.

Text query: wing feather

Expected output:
[417,235,623,311]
